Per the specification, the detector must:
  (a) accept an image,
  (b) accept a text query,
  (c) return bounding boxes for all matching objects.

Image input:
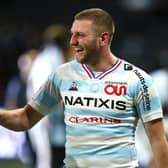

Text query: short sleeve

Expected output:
[28,72,62,115]
[134,69,163,123]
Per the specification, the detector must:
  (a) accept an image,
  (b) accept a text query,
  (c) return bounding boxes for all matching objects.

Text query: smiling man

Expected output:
[0,8,168,168]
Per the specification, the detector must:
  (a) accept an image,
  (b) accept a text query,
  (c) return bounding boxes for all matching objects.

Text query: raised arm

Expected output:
[144,118,168,168]
[0,104,44,131]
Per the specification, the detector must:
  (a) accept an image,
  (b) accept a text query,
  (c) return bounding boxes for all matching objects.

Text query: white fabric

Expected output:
[150,69,168,106]
[0,126,25,159]
[27,45,64,168]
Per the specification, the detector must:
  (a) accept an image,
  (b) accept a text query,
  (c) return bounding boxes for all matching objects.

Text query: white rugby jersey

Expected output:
[29,58,163,168]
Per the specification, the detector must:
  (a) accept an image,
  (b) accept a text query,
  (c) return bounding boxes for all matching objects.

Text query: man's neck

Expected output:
[86,53,117,72]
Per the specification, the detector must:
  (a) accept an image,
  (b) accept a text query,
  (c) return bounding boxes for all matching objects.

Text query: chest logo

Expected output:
[104,84,127,96]
[69,81,78,91]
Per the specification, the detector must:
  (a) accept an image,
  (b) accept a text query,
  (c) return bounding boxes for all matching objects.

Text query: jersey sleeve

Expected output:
[133,69,163,123]
[28,72,62,115]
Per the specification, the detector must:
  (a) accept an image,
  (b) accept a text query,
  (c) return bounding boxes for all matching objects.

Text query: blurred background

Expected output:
[0,0,168,168]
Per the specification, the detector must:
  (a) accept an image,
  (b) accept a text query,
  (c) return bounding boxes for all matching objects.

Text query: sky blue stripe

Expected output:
[136,97,162,115]
[64,107,137,118]
[66,145,137,159]
[36,91,58,108]
[60,79,138,96]
[49,70,62,90]
[60,79,155,107]
[66,124,135,137]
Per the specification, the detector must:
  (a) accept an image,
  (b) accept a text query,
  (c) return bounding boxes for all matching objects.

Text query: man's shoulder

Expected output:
[119,59,153,87]
[55,59,81,77]
[121,59,150,76]
[56,59,78,70]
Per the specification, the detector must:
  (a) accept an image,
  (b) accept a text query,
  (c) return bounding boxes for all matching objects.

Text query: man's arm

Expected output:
[0,104,44,131]
[144,118,168,168]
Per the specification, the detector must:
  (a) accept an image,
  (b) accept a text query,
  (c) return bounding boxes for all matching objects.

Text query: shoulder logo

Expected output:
[69,81,78,91]
[124,64,133,71]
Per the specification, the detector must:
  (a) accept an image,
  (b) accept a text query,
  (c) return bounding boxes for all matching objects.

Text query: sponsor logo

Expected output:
[133,69,151,111]
[124,64,133,70]
[105,81,127,85]
[104,85,127,96]
[64,95,126,110]
[68,116,121,124]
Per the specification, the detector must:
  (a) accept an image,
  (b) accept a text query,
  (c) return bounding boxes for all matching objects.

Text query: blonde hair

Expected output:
[74,8,115,44]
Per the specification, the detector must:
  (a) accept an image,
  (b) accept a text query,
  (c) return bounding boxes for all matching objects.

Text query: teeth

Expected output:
[73,47,82,51]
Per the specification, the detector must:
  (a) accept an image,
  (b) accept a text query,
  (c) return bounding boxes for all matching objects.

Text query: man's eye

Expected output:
[78,33,85,37]
[76,32,85,36]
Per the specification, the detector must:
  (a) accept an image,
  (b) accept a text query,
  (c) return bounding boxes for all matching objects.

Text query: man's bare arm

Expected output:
[144,118,168,168]
[0,104,44,131]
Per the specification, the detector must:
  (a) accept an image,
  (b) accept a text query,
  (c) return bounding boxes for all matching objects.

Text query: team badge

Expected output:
[69,81,78,91]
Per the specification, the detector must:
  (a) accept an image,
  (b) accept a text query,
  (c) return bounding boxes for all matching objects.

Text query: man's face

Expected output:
[70,20,100,64]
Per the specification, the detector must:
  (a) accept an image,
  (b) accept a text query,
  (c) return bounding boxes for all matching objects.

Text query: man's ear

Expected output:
[99,32,110,46]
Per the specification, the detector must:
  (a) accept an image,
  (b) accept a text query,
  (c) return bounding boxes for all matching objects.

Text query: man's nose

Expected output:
[70,35,78,46]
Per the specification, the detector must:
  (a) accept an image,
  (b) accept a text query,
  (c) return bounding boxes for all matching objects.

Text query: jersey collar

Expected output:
[82,58,122,80]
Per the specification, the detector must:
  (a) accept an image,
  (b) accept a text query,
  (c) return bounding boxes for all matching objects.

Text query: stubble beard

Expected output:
[75,40,99,64]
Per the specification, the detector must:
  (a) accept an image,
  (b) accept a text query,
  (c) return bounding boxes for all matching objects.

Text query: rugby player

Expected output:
[0,8,168,168]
